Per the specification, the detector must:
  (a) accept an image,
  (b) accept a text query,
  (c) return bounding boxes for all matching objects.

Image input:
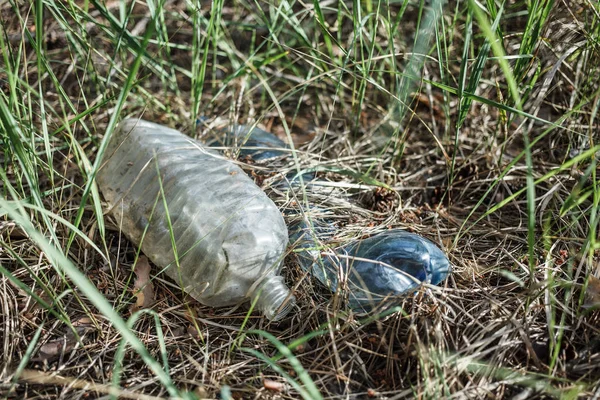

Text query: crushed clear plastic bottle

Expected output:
[96,119,295,321]
[216,124,451,313]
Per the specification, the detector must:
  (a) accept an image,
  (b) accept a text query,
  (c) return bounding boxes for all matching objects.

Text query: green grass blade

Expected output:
[68,8,157,250]
[244,329,323,400]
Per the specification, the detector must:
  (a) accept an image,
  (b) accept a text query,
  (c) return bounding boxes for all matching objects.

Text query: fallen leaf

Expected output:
[72,317,94,327]
[171,326,186,337]
[193,386,209,399]
[33,323,93,362]
[263,378,286,392]
[187,325,201,339]
[130,256,155,313]
[583,275,600,309]
[32,317,94,361]
[35,336,77,361]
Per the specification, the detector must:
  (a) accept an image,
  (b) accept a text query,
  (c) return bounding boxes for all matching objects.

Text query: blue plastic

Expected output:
[289,220,450,312]
[213,124,451,313]
[211,124,315,185]
[209,124,289,161]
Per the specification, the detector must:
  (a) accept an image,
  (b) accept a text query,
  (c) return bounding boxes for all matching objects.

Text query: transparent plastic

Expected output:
[96,119,294,320]
[217,124,451,313]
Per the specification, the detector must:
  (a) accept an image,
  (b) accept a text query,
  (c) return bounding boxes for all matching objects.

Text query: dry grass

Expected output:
[1,0,599,399]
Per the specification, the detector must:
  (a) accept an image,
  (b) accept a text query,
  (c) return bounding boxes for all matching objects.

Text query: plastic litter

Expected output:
[96,119,295,321]
[223,124,290,161]
[290,220,450,313]
[217,124,451,313]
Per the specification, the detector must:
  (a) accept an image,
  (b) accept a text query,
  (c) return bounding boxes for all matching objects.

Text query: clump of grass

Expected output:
[1,0,599,399]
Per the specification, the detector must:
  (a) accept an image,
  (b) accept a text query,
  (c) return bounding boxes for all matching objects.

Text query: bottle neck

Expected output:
[253,275,295,321]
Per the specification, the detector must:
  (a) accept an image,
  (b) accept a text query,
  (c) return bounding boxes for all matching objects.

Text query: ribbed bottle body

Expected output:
[97,119,291,313]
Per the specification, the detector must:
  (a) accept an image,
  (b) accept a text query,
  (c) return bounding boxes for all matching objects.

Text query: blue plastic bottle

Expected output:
[289,219,450,312]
